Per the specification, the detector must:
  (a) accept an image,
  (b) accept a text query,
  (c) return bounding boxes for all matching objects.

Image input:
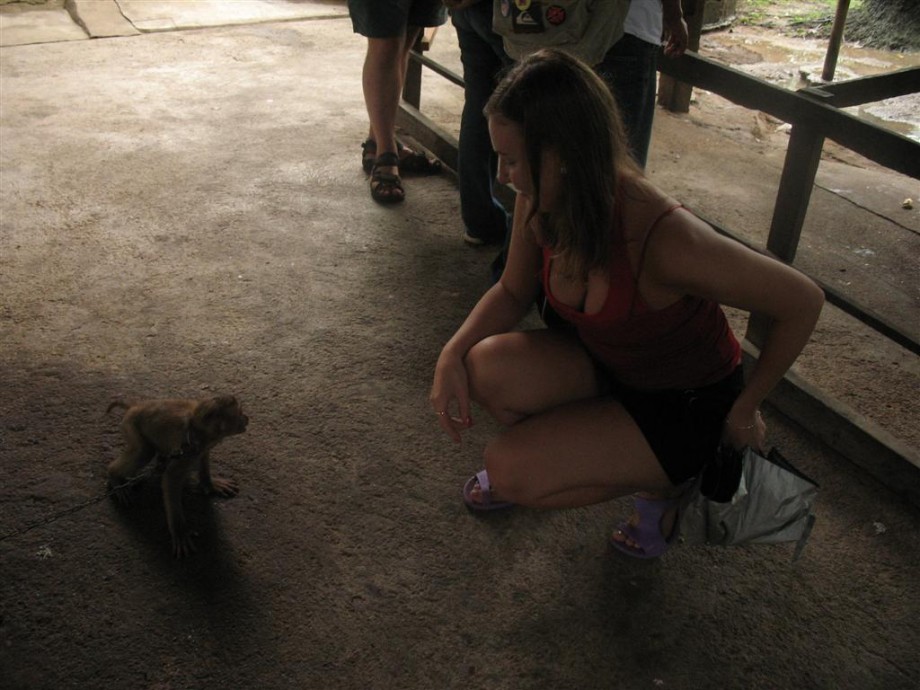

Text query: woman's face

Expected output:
[489,115,562,212]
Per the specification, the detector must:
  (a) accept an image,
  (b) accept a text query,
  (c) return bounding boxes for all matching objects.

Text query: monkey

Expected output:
[106,395,249,558]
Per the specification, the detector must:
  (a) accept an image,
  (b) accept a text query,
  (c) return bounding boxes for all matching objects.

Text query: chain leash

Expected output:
[0,467,154,543]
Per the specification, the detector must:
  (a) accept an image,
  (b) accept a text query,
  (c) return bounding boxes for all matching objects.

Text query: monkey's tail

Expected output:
[106,400,130,415]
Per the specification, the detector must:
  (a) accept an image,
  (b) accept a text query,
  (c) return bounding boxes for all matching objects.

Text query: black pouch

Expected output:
[700,444,744,503]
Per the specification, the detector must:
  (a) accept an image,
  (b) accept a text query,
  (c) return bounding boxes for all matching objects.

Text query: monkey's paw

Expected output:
[207,476,239,498]
[109,482,134,506]
[171,527,198,559]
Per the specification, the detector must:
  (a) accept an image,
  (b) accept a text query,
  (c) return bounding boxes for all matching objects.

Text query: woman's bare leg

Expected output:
[465,329,601,426]
[464,329,680,546]
[486,397,674,508]
[464,330,673,505]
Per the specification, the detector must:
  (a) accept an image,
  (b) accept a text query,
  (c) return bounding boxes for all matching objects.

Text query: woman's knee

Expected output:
[464,334,516,412]
[466,330,597,423]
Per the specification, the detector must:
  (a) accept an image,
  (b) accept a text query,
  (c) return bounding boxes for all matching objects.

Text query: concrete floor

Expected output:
[1,2,918,689]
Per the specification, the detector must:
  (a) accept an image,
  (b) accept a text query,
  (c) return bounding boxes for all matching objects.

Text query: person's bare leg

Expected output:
[362,28,422,171]
[465,329,601,427]
[464,329,680,545]
[486,402,680,550]
[362,34,405,199]
[486,397,677,517]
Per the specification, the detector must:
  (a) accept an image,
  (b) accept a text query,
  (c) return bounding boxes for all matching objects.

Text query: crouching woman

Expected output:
[430,49,824,558]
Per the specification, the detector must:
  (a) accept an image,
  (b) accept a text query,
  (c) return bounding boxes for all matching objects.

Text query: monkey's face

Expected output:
[194,395,249,440]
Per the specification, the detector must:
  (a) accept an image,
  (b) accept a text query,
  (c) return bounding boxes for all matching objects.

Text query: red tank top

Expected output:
[542,206,741,390]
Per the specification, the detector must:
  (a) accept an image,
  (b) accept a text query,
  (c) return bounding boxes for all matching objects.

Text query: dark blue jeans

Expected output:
[595,33,660,169]
[451,3,513,244]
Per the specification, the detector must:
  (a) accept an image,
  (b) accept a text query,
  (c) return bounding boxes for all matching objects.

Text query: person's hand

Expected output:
[443,0,483,10]
[722,409,766,452]
[430,349,474,443]
[662,8,689,57]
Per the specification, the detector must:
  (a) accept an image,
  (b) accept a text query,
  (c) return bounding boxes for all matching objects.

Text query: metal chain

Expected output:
[0,467,154,543]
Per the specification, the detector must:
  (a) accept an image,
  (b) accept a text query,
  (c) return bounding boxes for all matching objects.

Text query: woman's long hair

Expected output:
[485,49,639,278]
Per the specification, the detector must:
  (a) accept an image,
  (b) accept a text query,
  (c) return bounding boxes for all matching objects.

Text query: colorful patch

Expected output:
[545,5,566,26]
[514,0,532,10]
[511,2,544,34]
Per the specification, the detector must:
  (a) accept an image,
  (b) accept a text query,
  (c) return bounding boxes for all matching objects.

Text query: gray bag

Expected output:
[680,446,819,561]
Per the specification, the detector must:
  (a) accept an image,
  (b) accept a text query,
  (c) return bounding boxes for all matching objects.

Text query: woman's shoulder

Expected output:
[621,174,680,209]
[617,174,682,243]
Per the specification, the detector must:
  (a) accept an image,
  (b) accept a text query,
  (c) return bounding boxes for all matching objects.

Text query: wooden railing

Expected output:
[397,47,920,506]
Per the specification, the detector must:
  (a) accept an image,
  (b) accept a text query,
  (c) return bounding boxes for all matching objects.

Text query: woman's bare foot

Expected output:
[463,470,514,511]
[466,478,503,505]
[610,492,682,557]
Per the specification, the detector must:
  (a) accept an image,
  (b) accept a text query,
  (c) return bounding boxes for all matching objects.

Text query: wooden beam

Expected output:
[743,341,920,509]
[402,28,440,110]
[696,209,920,356]
[804,66,920,107]
[410,50,464,88]
[396,102,458,174]
[658,52,920,178]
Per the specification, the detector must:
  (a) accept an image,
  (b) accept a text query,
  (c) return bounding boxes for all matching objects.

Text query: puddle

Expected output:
[702,26,920,141]
[855,95,920,142]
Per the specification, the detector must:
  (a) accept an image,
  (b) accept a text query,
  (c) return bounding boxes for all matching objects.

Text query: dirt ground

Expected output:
[1,4,919,690]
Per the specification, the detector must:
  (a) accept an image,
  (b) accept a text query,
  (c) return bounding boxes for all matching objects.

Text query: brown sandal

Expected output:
[397,146,441,175]
[370,152,404,204]
[362,139,441,176]
[361,139,377,174]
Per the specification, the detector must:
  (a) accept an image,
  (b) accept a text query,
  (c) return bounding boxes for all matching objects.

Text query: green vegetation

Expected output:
[736,0,773,26]
[737,0,863,29]
[734,0,917,51]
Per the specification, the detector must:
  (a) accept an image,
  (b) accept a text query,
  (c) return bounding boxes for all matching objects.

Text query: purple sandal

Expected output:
[610,496,681,559]
[462,469,515,512]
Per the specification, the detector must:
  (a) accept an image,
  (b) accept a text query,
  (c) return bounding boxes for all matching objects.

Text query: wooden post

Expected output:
[766,123,825,263]
[745,122,825,347]
[403,52,423,109]
[822,0,851,82]
[402,26,438,110]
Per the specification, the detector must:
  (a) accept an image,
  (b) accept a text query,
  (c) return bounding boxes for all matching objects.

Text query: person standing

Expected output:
[450,0,686,274]
[595,0,688,168]
[348,0,448,204]
[445,0,513,246]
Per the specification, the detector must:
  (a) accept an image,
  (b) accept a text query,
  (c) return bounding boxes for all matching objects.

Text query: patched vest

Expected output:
[492,0,631,65]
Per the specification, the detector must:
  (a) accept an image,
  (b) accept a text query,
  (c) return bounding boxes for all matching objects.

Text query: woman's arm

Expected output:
[644,211,825,448]
[440,193,542,359]
[430,193,543,440]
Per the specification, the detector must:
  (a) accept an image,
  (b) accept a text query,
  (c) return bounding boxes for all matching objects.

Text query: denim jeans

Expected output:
[451,3,513,244]
[594,33,660,169]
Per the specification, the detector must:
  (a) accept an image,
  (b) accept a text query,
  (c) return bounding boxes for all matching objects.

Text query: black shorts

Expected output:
[348,0,447,38]
[603,366,745,486]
